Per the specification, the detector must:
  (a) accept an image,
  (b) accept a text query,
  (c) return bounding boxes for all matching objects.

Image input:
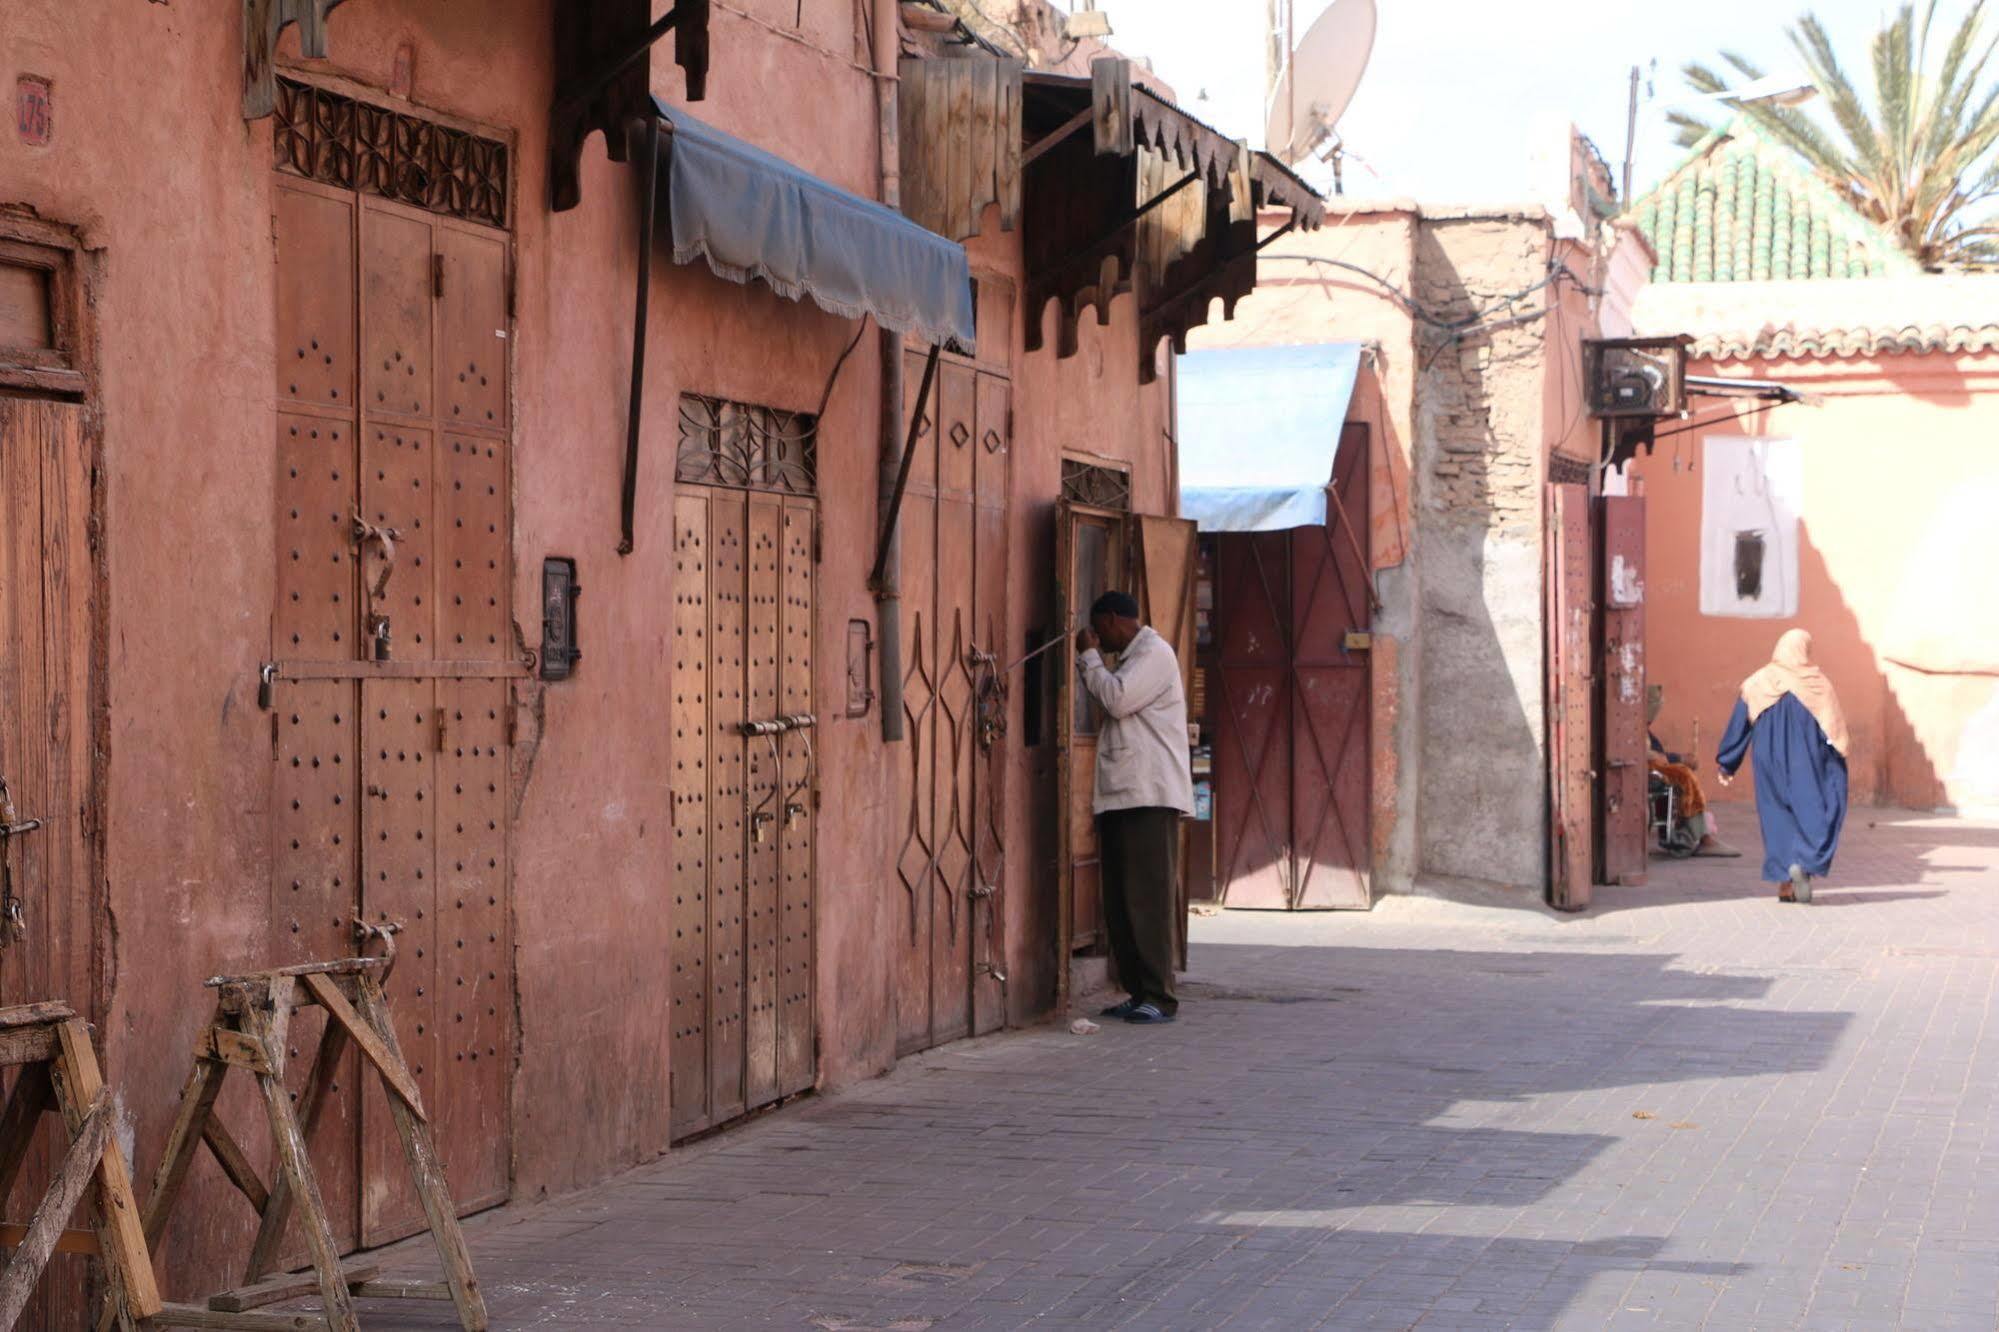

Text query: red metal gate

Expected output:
[1212,424,1372,910]
[894,349,1010,1056]
[269,126,516,1244]
[1547,483,1595,909]
[1599,494,1648,886]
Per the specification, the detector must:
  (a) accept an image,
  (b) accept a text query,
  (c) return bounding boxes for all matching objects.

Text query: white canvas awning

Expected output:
[1176,343,1363,531]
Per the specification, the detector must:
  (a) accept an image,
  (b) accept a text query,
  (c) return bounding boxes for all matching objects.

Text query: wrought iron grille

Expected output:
[1548,452,1595,486]
[1060,459,1131,510]
[676,393,818,494]
[274,77,509,228]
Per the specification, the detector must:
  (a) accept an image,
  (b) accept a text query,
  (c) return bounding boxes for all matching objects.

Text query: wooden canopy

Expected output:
[900,56,1324,382]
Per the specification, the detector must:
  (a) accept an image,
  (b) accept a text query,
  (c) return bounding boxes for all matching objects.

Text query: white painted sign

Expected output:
[1700,435,1802,619]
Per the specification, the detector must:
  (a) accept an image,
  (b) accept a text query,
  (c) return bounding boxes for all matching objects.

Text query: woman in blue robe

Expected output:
[1716,629,1850,902]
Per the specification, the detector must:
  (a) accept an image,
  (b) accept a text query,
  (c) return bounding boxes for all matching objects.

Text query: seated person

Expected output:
[1648,685,1740,858]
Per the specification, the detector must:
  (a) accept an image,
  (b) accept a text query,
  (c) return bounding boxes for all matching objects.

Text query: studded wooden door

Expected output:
[894,353,1010,1057]
[1547,483,1594,910]
[270,124,516,1250]
[669,396,818,1139]
[0,397,95,1328]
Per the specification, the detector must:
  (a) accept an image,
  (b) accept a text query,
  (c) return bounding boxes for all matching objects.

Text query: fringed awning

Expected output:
[998,59,1324,380]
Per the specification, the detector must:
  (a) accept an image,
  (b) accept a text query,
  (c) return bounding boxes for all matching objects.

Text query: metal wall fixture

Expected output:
[541,556,582,680]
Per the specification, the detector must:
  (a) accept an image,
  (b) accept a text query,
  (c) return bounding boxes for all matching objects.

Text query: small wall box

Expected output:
[541,557,580,681]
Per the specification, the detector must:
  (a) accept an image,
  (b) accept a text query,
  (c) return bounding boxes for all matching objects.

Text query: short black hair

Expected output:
[1090,590,1140,620]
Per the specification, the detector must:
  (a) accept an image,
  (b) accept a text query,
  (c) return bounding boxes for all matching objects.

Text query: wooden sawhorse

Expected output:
[134,956,486,1331]
[0,1001,161,1330]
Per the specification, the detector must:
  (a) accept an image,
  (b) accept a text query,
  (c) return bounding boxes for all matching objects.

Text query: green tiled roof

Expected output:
[1628,118,1921,282]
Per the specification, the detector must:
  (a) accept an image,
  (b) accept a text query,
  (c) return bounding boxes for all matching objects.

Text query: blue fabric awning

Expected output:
[649,98,975,348]
[1176,343,1363,531]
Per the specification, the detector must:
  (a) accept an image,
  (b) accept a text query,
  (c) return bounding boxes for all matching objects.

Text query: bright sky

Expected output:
[1094,0,1901,205]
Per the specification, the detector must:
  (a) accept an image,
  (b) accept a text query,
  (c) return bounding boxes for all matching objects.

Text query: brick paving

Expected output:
[354,812,1999,1329]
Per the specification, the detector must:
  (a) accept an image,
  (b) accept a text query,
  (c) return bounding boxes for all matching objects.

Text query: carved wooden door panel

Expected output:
[669,398,818,1139]
[1211,529,1292,909]
[0,396,94,1328]
[270,152,516,1250]
[894,354,1010,1056]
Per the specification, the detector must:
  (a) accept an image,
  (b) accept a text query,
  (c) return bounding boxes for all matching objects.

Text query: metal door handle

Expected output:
[0,818,42,839]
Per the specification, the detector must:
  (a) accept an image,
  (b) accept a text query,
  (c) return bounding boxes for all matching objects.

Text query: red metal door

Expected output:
[1135,514,1197,961]
[270,169,517,1246]
[1599,494,1648,886]
[0,396,95,1327]
[895,353,1010,1055]
[1289,425,1372,909]
[1547,483,1595,909]
[1211,530,1292,909]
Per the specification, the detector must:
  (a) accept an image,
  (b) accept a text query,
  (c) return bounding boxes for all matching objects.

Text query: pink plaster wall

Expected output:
[0,0,1176,1300]
[1630,350,1999,813]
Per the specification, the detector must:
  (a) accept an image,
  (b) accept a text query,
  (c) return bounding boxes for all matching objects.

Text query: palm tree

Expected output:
[1671,1,1999,267]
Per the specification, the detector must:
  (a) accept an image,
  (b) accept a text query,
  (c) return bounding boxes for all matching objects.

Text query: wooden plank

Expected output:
[204,957,386,990]
[0,1061,52,1208]
[355,975,488,1330]
[0,1002,76,1029]
[0,1026,60,1067]
[300,972,426,1121]
[896,57,937,234]
[945,59,975,242]
[202,1117,270,1214]
[0,1089,110,1328]
[996,60,1023,230]
[241,1004,358,1332]
[350,1279,452,1301]
[244,1009,350,1285]
[1092,57,1134,157]
[52,1020,161,1320]
[198,1028,275,1075]
[150,1305,324,1331]
[136,1054,225,1252]
[208,1261,379,1313]
[0,1223,98,1255]
[967,57,998,234]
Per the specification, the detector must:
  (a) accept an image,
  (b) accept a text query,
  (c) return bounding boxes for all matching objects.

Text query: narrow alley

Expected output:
[353,814,1999,1329]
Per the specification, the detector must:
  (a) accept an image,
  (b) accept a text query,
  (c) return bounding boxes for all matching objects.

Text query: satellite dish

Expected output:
[1265,0,1377,167]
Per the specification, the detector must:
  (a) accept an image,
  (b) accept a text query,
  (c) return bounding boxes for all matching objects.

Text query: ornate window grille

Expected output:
[273,77,509,228]
[675,393,818,494]
[1060,458,1131,510]
[1548,453,1595,486]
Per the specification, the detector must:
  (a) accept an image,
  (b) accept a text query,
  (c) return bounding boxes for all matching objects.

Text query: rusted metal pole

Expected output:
[872,0,907,741]
[618,114,660,556]
[871,344,939,591]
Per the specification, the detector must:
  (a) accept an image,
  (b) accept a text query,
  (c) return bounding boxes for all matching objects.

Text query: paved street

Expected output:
[362,812,1999,1330]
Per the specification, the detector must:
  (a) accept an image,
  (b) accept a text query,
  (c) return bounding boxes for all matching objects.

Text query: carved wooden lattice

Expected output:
[1548,452,1595,486]
[274,78,509,228]
[676,393,818,495]
[1059,458,1130,510]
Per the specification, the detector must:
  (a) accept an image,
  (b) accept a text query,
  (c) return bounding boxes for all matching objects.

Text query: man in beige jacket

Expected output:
[1075,590,1193,1025]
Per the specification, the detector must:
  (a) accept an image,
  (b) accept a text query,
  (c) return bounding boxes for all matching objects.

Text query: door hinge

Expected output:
[504,695,519,747]
[812,515,823,565]
[432,253,445,300]
[506,259,516,321]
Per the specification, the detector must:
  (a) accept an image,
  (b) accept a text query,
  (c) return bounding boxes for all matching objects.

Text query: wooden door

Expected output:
[1211,530,1292,908]
[1599,494,1647,887]
[893,354,1010,1056]
[668,398,819,1140]
[270,170,516,1248]
[1135,515,1196,961]
[1547,483,1594,909]
[1053,501,1127,1005]
[1290,428,1372,909]
[0,396,94,1327]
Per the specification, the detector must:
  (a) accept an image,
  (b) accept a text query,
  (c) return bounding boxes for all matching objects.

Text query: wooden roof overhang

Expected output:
[900,58,1324,382]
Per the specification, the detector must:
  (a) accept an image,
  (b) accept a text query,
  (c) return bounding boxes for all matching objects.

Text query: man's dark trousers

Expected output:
[1097,806,1179,1014]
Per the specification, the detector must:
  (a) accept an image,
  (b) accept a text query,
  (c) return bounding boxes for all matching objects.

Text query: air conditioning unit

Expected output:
[1583,337,1689,420]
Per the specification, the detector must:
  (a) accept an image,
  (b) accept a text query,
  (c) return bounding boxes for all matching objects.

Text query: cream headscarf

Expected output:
[1741,629,1850,756]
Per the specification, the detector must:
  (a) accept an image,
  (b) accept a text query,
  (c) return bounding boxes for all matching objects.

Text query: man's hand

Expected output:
[1075,626,1099,654]
[1717,770,1733,787]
